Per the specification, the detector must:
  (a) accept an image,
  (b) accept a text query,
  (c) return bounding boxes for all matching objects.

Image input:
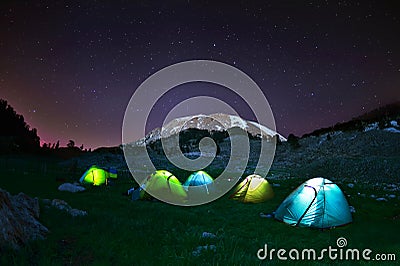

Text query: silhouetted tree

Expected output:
[287,133,300,149]
[0,98,40,152]
[378,120,386,129]
[67,139,75,148]
[80,144,84,150]
[274,134,282,145]
[55,140,59,149]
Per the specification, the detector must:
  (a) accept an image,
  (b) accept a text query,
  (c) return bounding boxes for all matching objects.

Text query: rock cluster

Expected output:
[58,182,86,193]
[42,198,87,217]
[0,188,48,249]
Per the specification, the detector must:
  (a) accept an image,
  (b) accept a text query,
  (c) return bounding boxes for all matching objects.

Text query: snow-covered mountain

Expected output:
[64,104,400,182]
[132,113,286,147]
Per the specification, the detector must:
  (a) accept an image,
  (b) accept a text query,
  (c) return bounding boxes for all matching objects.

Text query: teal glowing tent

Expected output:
[183,171,214,194]
[274,177,352,229]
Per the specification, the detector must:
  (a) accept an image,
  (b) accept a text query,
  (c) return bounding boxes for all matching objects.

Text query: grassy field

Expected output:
[0,155,399,265]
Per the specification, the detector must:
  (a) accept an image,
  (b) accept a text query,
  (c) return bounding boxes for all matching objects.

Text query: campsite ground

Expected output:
[0,155,399,265]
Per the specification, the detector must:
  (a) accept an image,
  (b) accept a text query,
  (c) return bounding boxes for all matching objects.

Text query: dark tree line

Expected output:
[0,99,40,152]
[0,99,93,157]
[42,140,60,150]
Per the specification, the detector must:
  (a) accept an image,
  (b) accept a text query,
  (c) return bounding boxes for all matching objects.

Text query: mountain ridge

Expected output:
[130,113,286,147]
[302,101,400,138]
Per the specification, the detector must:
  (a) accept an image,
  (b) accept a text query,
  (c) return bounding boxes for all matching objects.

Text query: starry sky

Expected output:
[0,1,399,148]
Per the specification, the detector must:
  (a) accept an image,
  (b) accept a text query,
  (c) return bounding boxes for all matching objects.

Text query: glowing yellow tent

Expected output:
[230,174,274,203]
[79,165,117,186]
[140,170,187,203]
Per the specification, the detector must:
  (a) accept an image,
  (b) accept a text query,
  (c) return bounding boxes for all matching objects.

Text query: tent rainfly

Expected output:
[79,165,117,186]
[183,171,214,194]
[230,174,274,203]
[140,170,187,203]
[274,177,352,229]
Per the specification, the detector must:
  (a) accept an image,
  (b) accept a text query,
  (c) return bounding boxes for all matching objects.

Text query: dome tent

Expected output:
[140,170,187,203]
[274,177,352,229]
[230,174,274,203]
[79,165,117,186]
[183,171,214,194]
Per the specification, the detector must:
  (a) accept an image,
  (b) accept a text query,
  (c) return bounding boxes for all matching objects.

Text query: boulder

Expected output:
[259,212,273,218]
[51,199,71,211]
[58,182,86,193]
[376,197,388,202]
[201,232,216,239]
[69,208,88,217]
[46,198,87,217]
[0,188,48,249]
[192,244,217,256]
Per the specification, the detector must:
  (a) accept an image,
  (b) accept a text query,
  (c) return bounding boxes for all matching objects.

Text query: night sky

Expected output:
[1,1,399,148]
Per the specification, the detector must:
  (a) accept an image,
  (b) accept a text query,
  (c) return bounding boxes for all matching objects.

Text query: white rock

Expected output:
[364,122,378,132]
[51,199,71,210]
[370,194,376,198]
[376,197,388,202]
[259,213,273,218]
[201,232,216,239]
[69,208,87,217]
[388,194,396,199]
[192,245,217,256]
[347,183,354,188]
[272,183,281,187]
[384,127,400,133]
[51,199,87,217]
[58,183,85,193]
[349,206,356,213]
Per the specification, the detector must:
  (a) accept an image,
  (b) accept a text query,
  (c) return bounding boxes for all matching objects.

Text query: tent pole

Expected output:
[296,185,318,227]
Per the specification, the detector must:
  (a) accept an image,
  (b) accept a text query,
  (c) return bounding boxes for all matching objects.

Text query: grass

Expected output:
[0,155,399,265]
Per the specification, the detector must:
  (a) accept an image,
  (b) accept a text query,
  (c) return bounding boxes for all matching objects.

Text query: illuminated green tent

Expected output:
[140,170,187,203]
[183,171,214,194]
[230,174,274,203]
[274,177,352,229]
[79,165,117,186]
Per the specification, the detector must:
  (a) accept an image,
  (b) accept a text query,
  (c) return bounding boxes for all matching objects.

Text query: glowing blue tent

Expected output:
[183,171,214,194]
[274,177,352,229]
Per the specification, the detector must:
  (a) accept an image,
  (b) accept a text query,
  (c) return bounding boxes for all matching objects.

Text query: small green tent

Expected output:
[230,174,274,203]
[79,165,118,186]
[183,171,214,194]
[140,170,187,203]
[274,177,352,229]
